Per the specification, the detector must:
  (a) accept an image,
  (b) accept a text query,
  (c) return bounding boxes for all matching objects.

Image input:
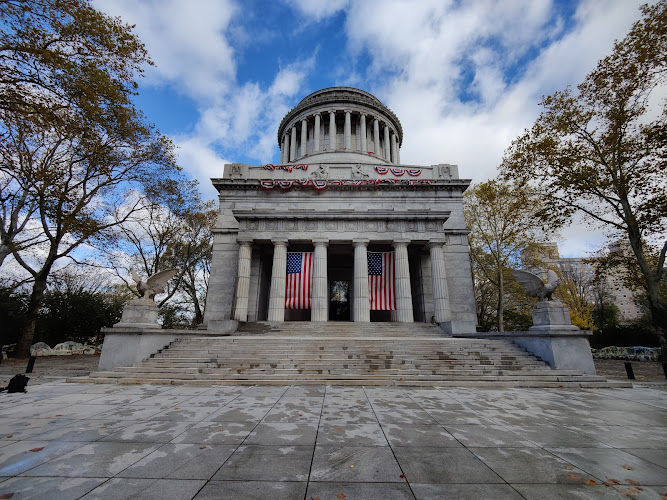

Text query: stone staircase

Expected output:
[78,322,629,388]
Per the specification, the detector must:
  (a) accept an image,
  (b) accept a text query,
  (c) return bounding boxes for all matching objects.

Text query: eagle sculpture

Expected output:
[130,269,179,301]
[511,269,561,301]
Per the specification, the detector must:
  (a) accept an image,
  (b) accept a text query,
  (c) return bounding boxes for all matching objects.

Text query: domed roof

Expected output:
[277,87,402,147]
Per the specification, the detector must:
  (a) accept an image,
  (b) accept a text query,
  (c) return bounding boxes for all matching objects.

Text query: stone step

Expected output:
[116,366,561,376]
[142,360,547,368]
[70,376,632,388]
[80,326,616,388]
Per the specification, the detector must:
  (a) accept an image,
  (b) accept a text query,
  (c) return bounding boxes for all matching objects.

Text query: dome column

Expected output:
[301,119,307,157]
[373,118,380,155]
[281,135,288,164]
[344,110,351,149]
[289,126,297,162]
[360,114,367,151]
[391,132,398,164]
[384,124,391,162]
[313,113,321,153]
[329,111,336,150]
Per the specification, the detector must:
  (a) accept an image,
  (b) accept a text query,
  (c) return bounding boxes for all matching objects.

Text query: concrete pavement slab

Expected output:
[382,423,461,448]
[244,421,318,446]
[80,478,206,500]
[0,440,87,476]
[411,483,524,499]
[306,481,414,499]
[22,442,158,477]
[0,476,105,499]
[310,445,404,482]
[548,447,667,486]
[393,447,503,484]
[169,421,254,445]
[621,448,667,469]
[117,443,236,479]
[193,480,307,499]
[470,447,599,484]
[316,423,388,446]
[212,445,312,482]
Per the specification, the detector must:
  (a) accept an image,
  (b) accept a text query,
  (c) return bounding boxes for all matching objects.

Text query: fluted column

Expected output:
[344,111,351,149]
[311,238,328,322]
[396,145,401,164]
[393,240,414,322]
[429,240,451,323]
[313,114,321,152]
[301,118,307,157]
[329,111,336,150]
[281,135,288,164]
[391,132,398,164]
[373,119,380,154]
[289,126,297,162]
[353,238,370,322]
[232,240,252,322]
[384,125,391,162]
[267,238,288,322]
[360,114,367,151]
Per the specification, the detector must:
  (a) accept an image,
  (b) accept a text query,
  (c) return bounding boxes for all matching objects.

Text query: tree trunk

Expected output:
[644,277,667,359]
[16,274,49,357]
[0,245,9,267]
[497,267,504,332]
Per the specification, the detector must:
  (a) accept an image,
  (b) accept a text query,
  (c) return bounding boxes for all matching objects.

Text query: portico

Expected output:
[203,87,478,336]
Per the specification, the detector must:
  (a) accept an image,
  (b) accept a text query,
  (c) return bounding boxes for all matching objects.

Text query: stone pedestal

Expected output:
[98,298,202,371]
[453,300,596,375]
[530,301,579,331]
[114,299,160,329]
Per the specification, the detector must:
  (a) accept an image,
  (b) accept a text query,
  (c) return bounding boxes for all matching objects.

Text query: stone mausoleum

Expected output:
[203,87,478,335]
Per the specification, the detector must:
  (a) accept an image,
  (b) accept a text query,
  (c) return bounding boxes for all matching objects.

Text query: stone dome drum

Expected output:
[277,87,403,166]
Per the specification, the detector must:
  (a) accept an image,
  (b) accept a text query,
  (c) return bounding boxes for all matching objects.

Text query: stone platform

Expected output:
[82,323,627,388]
[0,382,665,499]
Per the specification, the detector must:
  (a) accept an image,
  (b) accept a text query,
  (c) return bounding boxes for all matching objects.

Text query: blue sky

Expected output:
[96,0,650,257]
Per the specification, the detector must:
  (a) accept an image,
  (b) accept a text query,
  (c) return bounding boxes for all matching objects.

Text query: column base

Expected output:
[437,320,476,335]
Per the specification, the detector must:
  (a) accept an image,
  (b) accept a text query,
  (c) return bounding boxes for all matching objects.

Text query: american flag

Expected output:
[367,252,396,310]
[285,252,312,309]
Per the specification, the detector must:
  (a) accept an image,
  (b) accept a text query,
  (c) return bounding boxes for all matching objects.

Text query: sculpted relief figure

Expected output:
[438,165,451,179]
[310,164,330,180]
[229,164,244,179]
[352,164,369,179]
[511,269,561,301]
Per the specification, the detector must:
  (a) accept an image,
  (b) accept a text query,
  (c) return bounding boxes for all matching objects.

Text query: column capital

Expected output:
[237,237,254,245]
[271,237,288,246]
[352,238,370,247]
[392,239,411,248]
[312,238,329,247]
[428,239,447,248]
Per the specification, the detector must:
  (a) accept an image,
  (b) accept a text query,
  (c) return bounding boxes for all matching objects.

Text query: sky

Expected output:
[95,0,652,258]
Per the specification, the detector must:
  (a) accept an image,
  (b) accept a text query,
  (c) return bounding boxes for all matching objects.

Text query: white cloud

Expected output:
[289,0,350,21]
[96,0,237,98]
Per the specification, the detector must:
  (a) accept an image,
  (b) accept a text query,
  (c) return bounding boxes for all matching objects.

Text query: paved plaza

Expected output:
[0,382,665,499]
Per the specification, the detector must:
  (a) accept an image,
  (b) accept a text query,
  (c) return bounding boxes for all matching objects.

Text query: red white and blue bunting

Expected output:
[259,179,433,190]
[374,166,422,177]
[263,164,309,173]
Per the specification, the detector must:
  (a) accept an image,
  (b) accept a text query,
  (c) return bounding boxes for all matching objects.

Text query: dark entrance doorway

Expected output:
[329,280,350,321]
